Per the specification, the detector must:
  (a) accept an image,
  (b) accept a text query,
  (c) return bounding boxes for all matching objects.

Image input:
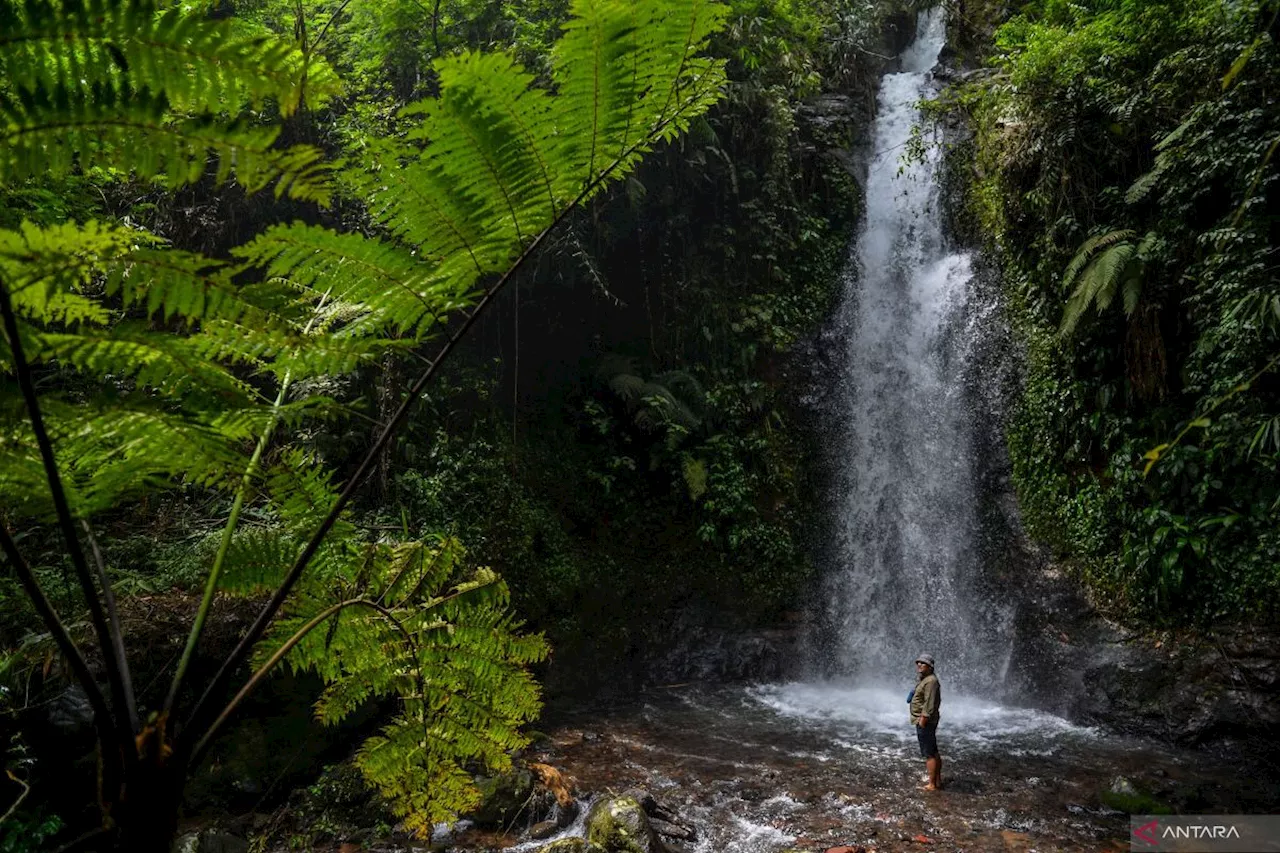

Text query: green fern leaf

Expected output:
[1061,228,1135,290]
[235,223,449,338]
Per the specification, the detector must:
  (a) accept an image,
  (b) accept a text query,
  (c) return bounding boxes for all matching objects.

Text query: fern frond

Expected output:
[1088,243,1137,313]
[348,0,727,330]
[193,320,398,379]
[235,223,448,338]
[0,85,330,201]
[552,0,727,184]
[1060,241,1138,337]
[263,451,344,533]
[0,0,337,198]
[3,400,248,516]
[3,221,303,331]
[607,371,648,403]
[1121,272,1144,317]
[404,52,558,245]
[0,0,339,116]
[1125,164,1167,204]
[218,528,299,597]
[1061,228,1135,289]
[38,323,257,402]
[0,220,143,309]
[242,528,546,837]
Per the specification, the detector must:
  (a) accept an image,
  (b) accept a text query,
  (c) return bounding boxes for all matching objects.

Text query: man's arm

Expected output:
[918,679,939,725]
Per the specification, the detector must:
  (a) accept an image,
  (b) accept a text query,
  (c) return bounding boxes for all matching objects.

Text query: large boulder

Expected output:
[586,797,666,853]
[470,767,536,827]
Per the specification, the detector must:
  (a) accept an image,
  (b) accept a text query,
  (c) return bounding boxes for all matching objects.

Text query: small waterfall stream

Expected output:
[819,7,1012,694]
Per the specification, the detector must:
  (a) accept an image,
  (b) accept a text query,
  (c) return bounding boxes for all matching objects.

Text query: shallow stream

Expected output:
[440,683,1275,853]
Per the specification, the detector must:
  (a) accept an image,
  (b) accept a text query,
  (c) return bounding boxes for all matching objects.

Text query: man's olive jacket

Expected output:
[910,673,941,725]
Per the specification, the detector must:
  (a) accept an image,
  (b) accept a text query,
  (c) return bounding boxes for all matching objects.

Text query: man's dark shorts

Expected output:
[916,720,939,758]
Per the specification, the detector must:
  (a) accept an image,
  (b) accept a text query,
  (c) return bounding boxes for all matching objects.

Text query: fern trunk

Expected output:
[110,752,185,853]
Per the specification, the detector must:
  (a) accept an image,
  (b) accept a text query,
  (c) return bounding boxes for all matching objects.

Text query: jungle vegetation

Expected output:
[7,0,1275,847]
[948,0,1280,622]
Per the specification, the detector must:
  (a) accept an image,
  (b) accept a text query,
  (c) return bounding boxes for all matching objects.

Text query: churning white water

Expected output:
[820,7,1013,695]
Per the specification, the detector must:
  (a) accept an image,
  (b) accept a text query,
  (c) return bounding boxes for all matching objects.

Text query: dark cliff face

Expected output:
[1003,560,1280,756]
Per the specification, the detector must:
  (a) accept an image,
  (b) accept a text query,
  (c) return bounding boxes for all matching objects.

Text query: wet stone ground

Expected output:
[420,684,1278,853]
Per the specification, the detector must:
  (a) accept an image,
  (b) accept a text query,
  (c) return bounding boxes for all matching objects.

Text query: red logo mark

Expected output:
[1133,820,1159,846]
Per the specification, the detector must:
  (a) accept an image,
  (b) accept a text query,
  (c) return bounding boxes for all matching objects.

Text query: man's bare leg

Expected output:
[924,756,942,790]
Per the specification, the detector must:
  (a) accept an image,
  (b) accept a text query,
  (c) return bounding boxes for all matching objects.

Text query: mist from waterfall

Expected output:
[818,7,1013,695]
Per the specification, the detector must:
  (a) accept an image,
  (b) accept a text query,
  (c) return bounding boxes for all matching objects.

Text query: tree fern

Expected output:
[599,355,707,433]
[334,0,728,319]
[215,470,549,835]
[0,0,726,846]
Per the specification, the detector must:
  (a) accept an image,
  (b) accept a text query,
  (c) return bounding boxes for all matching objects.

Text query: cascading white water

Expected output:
[821,7,1012,694]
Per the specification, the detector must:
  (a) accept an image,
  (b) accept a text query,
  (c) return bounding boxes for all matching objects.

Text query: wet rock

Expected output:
[586,796,666,853]
[655,814,696,840]
[881,9,918,56]
[621,788,658,813]
[554,798,581,827]
[1109,776,1138,797]
[171,831,249,853]
[539,840,606,853]
[470,768,535,827]
[1100,776,1172,814]
[650,819,695,842]
[621,788,695,841]
[1004,557,1280,753]
[530,820,560,840]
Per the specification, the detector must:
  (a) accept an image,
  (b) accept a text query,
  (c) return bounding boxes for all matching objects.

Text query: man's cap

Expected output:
[915,653,935,667]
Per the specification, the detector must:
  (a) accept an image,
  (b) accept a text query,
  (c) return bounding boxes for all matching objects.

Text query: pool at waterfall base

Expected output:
[433,684,1277,853]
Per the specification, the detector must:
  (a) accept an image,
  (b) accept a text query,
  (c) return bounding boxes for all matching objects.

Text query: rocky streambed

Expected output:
[317,682,1277,853]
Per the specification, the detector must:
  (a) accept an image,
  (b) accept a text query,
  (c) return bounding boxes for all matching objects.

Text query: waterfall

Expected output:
[820,7,1012,694]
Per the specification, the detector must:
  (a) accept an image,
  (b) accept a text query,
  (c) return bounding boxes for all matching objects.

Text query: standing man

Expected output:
[910,653,942,791]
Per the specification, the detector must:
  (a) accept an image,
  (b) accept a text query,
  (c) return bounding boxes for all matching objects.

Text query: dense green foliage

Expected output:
[0,0,727,844]
[952,0,1280,622]
[366,0,911,675]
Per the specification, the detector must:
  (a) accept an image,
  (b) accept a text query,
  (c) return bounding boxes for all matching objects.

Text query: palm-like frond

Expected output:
[238,533,548,835]
[1059,229,1152,337]
[1060,228,1135,290]
[0,0,336,199]
[335,0,727,324]
[235,223,451,339]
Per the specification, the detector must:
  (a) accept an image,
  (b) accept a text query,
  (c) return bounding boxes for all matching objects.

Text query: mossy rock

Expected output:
[585,797,663,853]
[1100,777,1173,815]
[538,840,606,853]
[470,768,536,827]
